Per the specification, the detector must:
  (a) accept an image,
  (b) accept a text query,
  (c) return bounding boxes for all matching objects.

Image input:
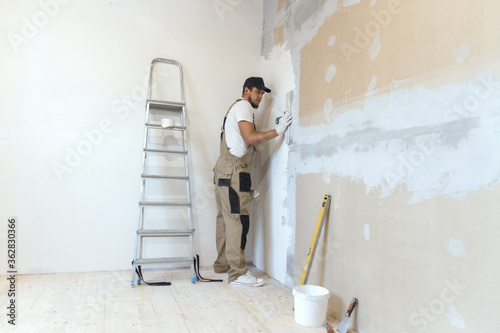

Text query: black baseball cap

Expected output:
[243,77,271,93]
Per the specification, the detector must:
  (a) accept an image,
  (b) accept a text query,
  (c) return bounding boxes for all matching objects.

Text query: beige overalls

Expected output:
[213,99,256,283]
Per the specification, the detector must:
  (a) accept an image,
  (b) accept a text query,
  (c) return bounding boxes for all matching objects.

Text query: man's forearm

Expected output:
[244,129,279,145]
[239,121,279,145]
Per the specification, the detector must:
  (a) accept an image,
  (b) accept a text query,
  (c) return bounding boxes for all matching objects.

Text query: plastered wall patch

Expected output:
[326,64,337,83]
[323,173,331,184]
[274,25,284,45]
[369,34,381,60]
[328,35,336,46]
[366,74,378,97]
[447,304,466,329]
[277,0,285,12]
[364,224,370,240]
[447,239,466,257]
[286,0,338,57]
[455,42,471,64]
[343,0,360,8]
[294,72,500,203]
[324,98,334,122]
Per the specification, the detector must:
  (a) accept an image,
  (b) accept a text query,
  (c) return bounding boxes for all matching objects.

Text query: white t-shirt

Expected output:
[224,99,254,158]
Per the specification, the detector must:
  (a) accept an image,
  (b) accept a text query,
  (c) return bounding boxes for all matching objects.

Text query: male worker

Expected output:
[213,77,292,287]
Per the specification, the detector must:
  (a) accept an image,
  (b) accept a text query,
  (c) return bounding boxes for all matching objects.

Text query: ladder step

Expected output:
[145,123,187,131]
[134,257,193,265]
[142,174,189,180]
[147,99,184,110]
[144,148,188,155]
[139,201,191,206]
[137,229,194,237]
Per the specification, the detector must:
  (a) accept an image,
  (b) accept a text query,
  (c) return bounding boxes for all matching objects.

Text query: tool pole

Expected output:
[299,194,331,285]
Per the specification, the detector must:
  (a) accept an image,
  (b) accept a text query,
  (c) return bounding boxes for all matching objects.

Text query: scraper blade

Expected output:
[335,298,358,333]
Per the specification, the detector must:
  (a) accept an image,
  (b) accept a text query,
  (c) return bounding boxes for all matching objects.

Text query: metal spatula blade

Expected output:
[335,298,358,333]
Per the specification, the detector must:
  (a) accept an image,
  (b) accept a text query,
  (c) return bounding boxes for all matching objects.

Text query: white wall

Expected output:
[0,0,263,274]
[250,45,296,286]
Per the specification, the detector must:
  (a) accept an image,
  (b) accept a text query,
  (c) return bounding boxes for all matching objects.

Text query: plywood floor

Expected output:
[0,266,350,332]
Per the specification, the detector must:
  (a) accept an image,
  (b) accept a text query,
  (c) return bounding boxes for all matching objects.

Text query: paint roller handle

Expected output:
[344,298,358,318]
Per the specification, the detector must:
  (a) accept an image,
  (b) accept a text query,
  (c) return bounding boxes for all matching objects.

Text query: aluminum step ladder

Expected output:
[131,58,197,286]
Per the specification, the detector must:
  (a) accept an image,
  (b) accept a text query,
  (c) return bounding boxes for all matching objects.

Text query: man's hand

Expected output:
[275,112,292,136]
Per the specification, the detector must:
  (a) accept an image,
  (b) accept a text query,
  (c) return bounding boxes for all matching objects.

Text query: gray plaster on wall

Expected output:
[292,117,479,158]
[261,0,337,58]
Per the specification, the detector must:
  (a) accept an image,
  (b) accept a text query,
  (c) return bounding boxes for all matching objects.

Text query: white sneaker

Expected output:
[229,271,264,287]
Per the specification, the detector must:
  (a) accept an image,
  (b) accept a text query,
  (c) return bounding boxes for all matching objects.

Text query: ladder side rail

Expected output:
[139,101,152,232]
[185,155,194,233]
[189,233,196,282]
[180,69,196,281]
[181,104,197,281]
[178,60,185,105]
[132,104,152,285]
[147,62,155,101]
[131,203,143,284]
[180,106,193,226]
[138,232,144,261]
[140,103,152,230]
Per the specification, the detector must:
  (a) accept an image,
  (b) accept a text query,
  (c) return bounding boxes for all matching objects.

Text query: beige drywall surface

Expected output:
[300,0,500,126]
[259,0,500,331]
[295,173,500,332]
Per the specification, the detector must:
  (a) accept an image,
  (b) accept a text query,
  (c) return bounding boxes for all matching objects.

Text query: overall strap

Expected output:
[219,99,256,159]
[221,99,244,140]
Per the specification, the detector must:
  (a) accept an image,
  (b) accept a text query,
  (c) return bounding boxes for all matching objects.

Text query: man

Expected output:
[213,77,292,287]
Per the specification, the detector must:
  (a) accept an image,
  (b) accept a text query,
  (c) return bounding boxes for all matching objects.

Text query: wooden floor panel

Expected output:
[0,267,346,332]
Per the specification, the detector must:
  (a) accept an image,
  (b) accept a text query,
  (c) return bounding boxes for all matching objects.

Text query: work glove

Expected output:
[275,112,292,136]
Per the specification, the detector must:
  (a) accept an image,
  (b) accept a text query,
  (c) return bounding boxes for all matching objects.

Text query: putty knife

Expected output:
[335,298,358,333]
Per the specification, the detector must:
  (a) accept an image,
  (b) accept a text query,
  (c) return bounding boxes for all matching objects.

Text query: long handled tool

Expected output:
[335,298,358,333]
[293,195,332,310]
[299,194,332,285]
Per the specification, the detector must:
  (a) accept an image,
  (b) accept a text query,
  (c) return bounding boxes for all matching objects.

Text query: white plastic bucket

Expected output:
[292,285,330,327]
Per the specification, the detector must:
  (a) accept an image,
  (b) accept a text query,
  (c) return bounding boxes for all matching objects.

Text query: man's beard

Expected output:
[248,96,259,109]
